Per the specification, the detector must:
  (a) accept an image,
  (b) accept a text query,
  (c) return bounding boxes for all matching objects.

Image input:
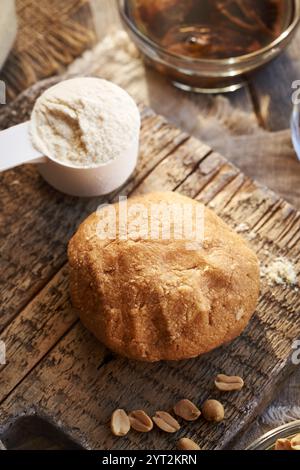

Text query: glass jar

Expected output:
[118,0,300,93]
[247,421,300,450]
[0,0,17,71]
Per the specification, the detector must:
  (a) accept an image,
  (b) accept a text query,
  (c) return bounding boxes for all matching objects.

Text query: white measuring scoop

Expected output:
[0,120,139,197]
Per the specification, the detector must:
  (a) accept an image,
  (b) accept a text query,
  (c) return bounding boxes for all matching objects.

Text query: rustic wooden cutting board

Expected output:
[0,78,299,450]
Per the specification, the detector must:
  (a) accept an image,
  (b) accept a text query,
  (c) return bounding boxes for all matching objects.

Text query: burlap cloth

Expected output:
[0,0,95,101]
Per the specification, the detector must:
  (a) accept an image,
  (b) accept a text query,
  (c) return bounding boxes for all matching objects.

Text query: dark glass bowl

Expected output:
[291,102,300,161]
[247,421,300,450]
[118,0,300,93]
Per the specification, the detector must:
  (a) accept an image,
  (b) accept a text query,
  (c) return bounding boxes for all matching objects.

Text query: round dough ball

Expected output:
[68,192,260,362]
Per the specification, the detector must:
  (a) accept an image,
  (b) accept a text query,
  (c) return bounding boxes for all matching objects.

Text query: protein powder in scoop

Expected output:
[30,77,141,168]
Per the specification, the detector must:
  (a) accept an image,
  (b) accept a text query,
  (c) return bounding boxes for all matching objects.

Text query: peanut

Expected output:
[111,409,131,437]
[274,438,292,451]
[177,437,201,451]
[201,399,224,422]
[152,411,180,433]
[215,374,244,392]
[174,399,201,422]
[129,410,153,433]
[291,434,300,450]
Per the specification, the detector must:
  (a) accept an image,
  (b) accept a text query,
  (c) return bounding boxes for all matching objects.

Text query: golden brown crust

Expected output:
[68,192,260,362]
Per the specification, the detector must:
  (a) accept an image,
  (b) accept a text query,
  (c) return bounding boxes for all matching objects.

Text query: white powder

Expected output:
[260,257,298,286]
[30,77,140,168]
[236,223,250,233]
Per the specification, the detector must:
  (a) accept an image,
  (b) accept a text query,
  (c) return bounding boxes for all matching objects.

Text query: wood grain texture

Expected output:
[0,266,77,402]
[0,99,299,450]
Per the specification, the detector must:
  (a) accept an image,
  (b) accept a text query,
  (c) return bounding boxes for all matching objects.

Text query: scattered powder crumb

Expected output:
[236,223,250,233]
[247,231,256,241]
[235,308,244,321]
[235,223,257,241]
[237,193,252,203]
[260,257,298,286]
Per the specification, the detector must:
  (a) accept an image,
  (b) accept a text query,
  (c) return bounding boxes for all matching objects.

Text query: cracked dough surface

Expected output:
[68,192,260,361]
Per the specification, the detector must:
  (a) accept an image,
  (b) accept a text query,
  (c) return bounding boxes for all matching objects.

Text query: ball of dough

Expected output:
[68,192,260,362]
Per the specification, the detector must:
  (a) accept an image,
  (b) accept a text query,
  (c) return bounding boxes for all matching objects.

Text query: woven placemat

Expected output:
[0,0,96,101]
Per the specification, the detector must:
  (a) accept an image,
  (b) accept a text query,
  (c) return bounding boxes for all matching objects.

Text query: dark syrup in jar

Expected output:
[127,0,287,59]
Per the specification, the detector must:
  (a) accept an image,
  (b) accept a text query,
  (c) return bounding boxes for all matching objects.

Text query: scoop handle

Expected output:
[0,121,46,172]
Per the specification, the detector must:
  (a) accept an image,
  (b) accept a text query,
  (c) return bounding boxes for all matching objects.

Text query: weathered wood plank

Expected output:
[134,138,211,195]
[0,266,77,402]
[0,112,209,402]
[0,115,299,450]
[1,281,299,450]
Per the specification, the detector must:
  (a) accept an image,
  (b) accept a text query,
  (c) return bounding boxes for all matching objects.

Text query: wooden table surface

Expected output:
[91,0,300,447]
[1,88,299,451]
